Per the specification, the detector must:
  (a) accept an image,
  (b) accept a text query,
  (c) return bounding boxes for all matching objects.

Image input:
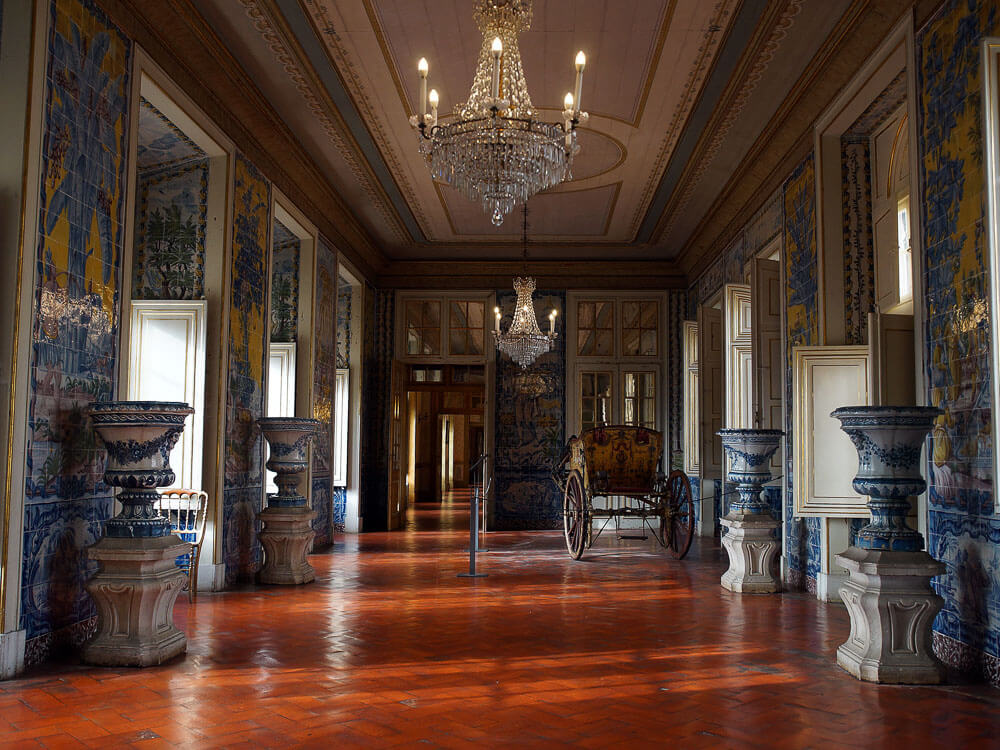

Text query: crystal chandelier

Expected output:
[492,206,557,369]
[409,0,588,226]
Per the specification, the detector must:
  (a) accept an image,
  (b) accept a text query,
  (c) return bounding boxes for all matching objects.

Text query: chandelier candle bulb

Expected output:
[418,57,429,117]
[491,37,503,102]
[549,309,556,335]
[494,306,501,333]
[428,88,439,126]
[574,51,586,112]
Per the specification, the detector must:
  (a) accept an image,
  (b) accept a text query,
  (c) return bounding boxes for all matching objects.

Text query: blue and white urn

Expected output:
[717,429,783,513]
[258,417,320,508]
[831,406,941,552]
[88,401,193,538]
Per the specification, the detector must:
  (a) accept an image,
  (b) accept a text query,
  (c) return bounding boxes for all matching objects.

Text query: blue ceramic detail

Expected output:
[88,401,193,538]
[832,406,942,552]
[718,429,783,514]
[258,417,319,508]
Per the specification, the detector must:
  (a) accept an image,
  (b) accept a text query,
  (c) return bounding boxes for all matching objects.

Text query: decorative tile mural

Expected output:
[337,275,352,369]
[493,291,566,531]
[223,152,270,584]
[135,97,203,170]
[311,239,337,547]
[131,159,208,300]
[917,0,999,685]
[360,286,393,531]
[783,154,822,590]
[842,138,874,345]
[270,219,299,343]
[22,0,130,659]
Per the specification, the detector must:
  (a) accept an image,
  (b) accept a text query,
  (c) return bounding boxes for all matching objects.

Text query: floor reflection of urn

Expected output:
[257,417,320,585]
[84,401,193,667]
[717,429,784,593]
[831,406,945,684]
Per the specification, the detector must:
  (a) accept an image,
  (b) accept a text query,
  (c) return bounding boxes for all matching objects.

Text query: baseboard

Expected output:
[816,571,847,602]
[0,630,26,680]
[197,562,227,592]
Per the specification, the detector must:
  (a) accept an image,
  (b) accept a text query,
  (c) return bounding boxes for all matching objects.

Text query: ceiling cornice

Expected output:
[97,0,387,281]
[677,0,926,283]
[378,261,686,291]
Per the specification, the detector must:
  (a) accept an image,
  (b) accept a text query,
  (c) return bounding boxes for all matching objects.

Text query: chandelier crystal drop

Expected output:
[494,276,557,369]
[410,0,588,226]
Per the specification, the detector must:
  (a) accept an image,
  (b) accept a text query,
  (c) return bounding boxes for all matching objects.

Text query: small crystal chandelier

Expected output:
[409,0,588,226]
[493,206,557,369]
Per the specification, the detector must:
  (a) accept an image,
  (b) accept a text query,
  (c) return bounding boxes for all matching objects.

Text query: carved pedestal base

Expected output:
[835,547,945,684]
[257,506,316,585]
[84,535,189,667]
[720,511,781,593]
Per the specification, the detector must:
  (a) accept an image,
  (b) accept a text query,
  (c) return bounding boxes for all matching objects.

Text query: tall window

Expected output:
[569,294,665,437]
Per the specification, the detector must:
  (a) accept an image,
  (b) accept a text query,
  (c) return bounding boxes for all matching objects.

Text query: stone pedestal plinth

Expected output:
[720,511,781,593]
[257,506,316,585]
[835,547,945,683]
[83,535,189,666]
[85,400,194,667]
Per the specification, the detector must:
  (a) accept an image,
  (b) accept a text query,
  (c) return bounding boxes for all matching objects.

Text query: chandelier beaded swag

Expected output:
[409,0,589,227]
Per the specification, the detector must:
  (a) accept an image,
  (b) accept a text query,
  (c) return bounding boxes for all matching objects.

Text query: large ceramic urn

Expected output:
[716,429,784,594]
[257,417,320,584]
[84,401,193,666]
[830,405,945,684]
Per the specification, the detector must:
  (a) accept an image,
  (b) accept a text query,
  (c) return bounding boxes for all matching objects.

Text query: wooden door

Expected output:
[751,258,783,474]
[698,305,723,482]
[724,284,752,429]
[388,360,407,530]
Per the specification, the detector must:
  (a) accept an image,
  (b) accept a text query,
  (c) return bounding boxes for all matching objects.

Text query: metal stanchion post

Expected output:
[458,484,487,578]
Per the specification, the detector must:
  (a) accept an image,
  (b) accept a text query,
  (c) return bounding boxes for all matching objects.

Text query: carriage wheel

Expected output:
[663,470,694,560]
[563,471,587,560]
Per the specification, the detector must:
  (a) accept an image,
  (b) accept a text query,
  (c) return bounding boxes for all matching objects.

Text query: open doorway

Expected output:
[405,365,486,513]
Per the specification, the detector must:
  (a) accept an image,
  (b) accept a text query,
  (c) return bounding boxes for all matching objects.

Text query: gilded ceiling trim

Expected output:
[296,0,432,240]
[627,0,740,239]
[239,0,412,247]
[651,0,805,244]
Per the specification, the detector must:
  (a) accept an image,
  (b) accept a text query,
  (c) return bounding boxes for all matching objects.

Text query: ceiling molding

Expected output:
[378,261,686,291]
[97,0,387,280]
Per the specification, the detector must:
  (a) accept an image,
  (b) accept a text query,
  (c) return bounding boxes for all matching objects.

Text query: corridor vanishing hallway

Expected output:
[1,497,999,747]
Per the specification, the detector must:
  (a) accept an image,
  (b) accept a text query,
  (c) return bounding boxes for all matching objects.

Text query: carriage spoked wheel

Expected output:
[563,471,588,560]
[660,470,694,560]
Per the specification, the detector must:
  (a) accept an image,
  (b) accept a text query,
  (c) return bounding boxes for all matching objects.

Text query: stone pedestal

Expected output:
[256,417,320,586]
[85,401,194,667]
[258,506,317,584]
[717,429,784,594]
[720,511,781,593]
[84,536,189,666]
[835,547,945,683]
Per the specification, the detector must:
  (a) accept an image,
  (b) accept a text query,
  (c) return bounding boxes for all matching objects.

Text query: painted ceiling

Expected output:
[196,0,853,264]
[136,97,206,171]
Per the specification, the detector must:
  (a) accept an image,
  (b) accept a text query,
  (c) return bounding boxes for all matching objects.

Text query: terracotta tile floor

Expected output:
[3,493,1000,748]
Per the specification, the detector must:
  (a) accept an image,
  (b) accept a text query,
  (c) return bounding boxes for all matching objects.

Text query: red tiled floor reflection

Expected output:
[2,491,999,747]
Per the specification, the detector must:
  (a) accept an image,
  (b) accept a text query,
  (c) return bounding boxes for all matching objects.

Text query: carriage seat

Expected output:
[566,425,664,496]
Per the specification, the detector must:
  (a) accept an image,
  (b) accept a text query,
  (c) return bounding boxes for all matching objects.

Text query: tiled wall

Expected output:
[359,286,393,531]
[222,153,270,585]
[917,0,1000,685]
[21,0,131,665]
[333,274,351,531]
[311,239,337,547]
[270,220,299,343]
[782,155,822,592]
[493,291,566,530]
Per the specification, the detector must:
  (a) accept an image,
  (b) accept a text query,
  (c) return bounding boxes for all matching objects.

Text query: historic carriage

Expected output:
[552,425,694,560]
